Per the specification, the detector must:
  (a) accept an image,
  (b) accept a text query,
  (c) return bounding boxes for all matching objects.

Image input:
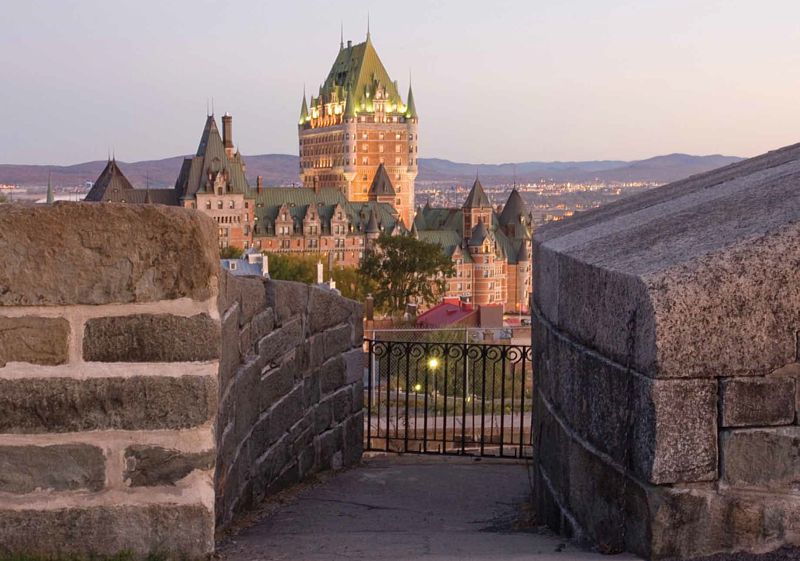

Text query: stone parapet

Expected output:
[0,203,366,558]
[214,273,364,530]
[532,144,800,559]
[0,204,219,559]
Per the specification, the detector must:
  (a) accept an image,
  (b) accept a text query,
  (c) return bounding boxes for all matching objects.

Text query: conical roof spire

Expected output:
[405,81,418,120]
[410,218,419,239]
[344,86,357,120]
[365,208,380,234]
[463,177,491,209]
[46,171,54,204]
[299,88,309,124]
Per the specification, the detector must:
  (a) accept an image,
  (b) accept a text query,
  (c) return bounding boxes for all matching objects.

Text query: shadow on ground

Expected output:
[216,454,641,561]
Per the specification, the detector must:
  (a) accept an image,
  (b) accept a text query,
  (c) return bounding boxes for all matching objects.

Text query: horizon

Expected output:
[3,0,800,165]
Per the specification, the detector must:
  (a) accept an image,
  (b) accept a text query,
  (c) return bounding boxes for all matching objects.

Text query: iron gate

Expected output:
[365,339,534,458]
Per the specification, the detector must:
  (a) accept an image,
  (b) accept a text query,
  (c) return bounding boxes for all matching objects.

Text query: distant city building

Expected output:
[79,31,529,313]
[221,248,269,277]
[298,31,418,227]
[414,179,532,314]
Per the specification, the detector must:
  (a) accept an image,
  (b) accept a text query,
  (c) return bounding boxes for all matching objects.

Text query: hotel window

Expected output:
[217,201,223,209]
[362,144,368,151]
[205,201,211,209]
[379,145,384,153]
[229,200,235,209]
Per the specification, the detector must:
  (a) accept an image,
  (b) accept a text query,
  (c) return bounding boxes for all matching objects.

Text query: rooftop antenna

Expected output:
[513,164,517,188]
[206,98,210,117]
[366,12,370,40]
[340,22,344,50]
[211,97,215,116]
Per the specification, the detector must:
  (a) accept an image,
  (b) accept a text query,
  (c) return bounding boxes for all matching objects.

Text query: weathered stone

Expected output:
[319,355,346,395]
[0,316,70,367]
[314,401,333,433]
[228,276,267,326]
[721,427,800,490]
[534,313,717,484]
[308,333,325,368]
[308,286,354,334]
[0,203,218,306]
[352,381,365,412]
[323,323,353,360]
[124,445,214,487]
[342,412,364,467]
[328,387,352,423]
[256,316,303,367]
[350,303,365,346]
[303,372,321,408]
[317,426,343,471]
[251,308,275,342]
[83,313,219,362]
[721,376,796,427]
[0,504,213,558]
[344,348,365,385]
[260,357,297,411]
[266,386,305,445]
[0,444,104,493]
[0,376,216,433]
[266,280,309,326]
[219,302,242,393]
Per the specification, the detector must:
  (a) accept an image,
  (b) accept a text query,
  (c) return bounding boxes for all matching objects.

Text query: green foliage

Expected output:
[265,252,364,301]
[359,233,455,315]
[0,192,7,204]
[219,246,244,259]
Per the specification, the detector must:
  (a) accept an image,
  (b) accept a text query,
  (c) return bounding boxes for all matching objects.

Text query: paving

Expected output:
[218,454,641,561]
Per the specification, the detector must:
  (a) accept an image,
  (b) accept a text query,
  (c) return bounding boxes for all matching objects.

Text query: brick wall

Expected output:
[215,275,364,529]
[0,203,365,559]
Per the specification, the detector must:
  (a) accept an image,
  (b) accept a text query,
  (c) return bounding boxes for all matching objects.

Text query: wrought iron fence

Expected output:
[365,339,534,459]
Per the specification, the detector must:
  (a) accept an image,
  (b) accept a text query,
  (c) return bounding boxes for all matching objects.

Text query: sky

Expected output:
[2,0,800,165]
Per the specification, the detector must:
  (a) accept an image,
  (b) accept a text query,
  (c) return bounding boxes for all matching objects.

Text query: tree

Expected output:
[219,246,244,259]
[359,233,455,315]
[265,252,364,302]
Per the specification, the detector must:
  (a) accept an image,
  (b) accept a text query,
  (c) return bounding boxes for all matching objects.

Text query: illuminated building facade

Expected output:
[298,31,418,227]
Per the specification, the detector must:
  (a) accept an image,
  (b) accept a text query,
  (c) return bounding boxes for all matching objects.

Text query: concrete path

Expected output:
[218,454,641,561]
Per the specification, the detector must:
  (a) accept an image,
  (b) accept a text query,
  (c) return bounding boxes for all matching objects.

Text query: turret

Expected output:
[299,92,309,126]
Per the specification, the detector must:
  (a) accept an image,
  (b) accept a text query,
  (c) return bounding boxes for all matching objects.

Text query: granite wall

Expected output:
[0,203,364,559]
[215,276,364,529]
[531,143,800,559]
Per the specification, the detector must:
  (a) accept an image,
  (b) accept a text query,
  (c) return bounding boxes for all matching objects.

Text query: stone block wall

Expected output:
[0,203,365,558]
[0,204,220,558]
[531,145,800,559]
[214,276,364,529]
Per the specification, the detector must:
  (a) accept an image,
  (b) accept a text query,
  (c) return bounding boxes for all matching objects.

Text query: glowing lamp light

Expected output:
[428,357,440,369]
[413,383,422,392]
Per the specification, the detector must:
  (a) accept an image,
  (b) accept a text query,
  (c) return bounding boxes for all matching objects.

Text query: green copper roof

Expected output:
[175,115,249,198]
[299,95,309,124]
[463,178,492,209]
[321,36,404,114]
[406,83,418,119]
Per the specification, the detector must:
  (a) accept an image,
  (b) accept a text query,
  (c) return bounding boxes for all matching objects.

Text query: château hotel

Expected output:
[83,31,531,313]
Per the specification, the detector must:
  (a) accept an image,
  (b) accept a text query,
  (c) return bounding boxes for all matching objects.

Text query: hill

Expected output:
[0,153,743,189]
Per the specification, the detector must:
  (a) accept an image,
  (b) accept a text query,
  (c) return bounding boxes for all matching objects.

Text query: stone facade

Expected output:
[0,203,364,559]
[215,275,364,529]
[531,142,800,559]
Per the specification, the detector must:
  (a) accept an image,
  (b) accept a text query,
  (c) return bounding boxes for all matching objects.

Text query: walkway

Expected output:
[218,454,640,561]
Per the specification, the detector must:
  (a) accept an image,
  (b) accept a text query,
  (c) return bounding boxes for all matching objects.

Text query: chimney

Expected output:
[256,175,263,194]
[222,112,233,150]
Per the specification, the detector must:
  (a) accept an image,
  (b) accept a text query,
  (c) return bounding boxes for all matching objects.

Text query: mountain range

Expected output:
[0,153,743,189]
